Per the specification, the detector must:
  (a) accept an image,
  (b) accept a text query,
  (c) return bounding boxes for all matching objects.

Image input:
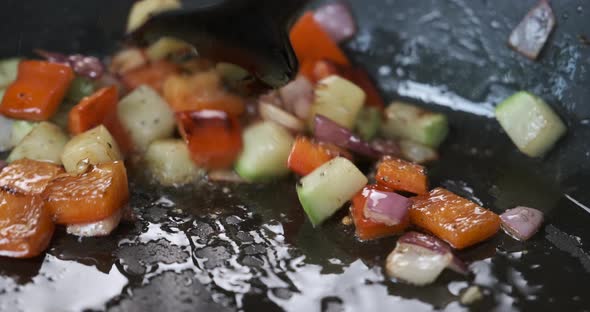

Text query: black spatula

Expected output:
[127,0,310,89]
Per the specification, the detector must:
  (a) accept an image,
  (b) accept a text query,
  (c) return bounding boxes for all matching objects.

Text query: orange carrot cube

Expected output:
[0,191,54,258]
[43,161,129,224]
[375,157,428,194]
[409,187,501,249]
[0,159,64,195]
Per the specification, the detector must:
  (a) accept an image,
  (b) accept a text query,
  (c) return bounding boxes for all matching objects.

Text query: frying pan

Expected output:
[0,0,589,311]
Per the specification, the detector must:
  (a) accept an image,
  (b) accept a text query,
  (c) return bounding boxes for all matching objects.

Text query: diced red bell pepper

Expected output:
[68,86,133,154]
[121,60,179,93]
[163,71,245,115]
[375,157,428,195]
[176,110,242,170]
[287,136,351,176]
[351,184,409,240]
[0,60,74,121]
[290,12,351,67]
[0,191,54,258]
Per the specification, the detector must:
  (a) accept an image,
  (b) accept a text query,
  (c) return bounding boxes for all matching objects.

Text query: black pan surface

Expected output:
[0,0,589,311]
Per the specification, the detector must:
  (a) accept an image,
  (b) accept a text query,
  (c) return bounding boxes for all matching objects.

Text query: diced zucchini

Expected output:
[296,157,368,226]
[127,0,181,32]
[61,125,123,174]
[495,91,566,157]
[309,75,366,130]
[355,106,382,141]
[66,77,96,102]
[216,62,250,83]
[0,115,13,152]
[145,139,204,186]
[235,122,294,181]
[7,122,68,164]
[10,120,38,147]
[381,102,449,148]
[0,58,20,89]
[146,37,191,61]
[117,85,176,152]
[399,140,438,164]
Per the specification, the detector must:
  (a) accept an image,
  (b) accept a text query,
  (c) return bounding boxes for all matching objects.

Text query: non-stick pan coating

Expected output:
[0,0,589,311]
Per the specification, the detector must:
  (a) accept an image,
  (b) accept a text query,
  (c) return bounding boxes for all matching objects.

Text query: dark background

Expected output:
[0,0,589,311]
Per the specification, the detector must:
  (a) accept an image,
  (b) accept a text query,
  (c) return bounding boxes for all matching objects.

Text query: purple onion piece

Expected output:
[314,115,380,158]
[500,206,544,241]
[508,0,555,60]
[279,76,313,120]
[35,50,105,79]
[0,160,7,171]
[67,54,105,79]
[314,1,357,43]
[371,138,402,158]
[363,189,410,226]
[398,231,469,275]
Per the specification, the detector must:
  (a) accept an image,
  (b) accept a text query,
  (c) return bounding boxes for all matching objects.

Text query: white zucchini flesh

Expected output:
[296,157,368,226]
[117,85,176,152]
[61,125,123,174]
[127,0,181,32]
[0,58,20,89]
[146,37,191,61]
[309,75,366,130]
[7,122,68,164]
[381,101,449,148]
[66,209,122,237]
[145,139,204,186]
[0,115,14,152]
[10,120,38,147]
[235,122,294,181]
[495,91,566,157]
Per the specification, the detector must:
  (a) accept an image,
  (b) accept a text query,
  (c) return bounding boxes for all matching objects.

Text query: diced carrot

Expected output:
[163,71,245,115]
[351,184,410,240]
[68,86,133,154]
[0,159,64,195]
[0,60,74,121]
[0,191,54,258]
[375,157,428,195]
[120,60,179,93]
[287,136,350,176]
[176,110,242,170]
[43,161,129,224]
[290,12,350,67]
[409,187,501,249]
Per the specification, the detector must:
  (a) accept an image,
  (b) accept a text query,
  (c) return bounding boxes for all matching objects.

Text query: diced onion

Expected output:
[508,0,555,60]
[313,1,357,43]
[314,115,379,158]
[36,50,105,79]
[279,76,314,120]
[500,206,543,241]
[386,231,469,285]
[363,189,410,226]
[259,101,305,133]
